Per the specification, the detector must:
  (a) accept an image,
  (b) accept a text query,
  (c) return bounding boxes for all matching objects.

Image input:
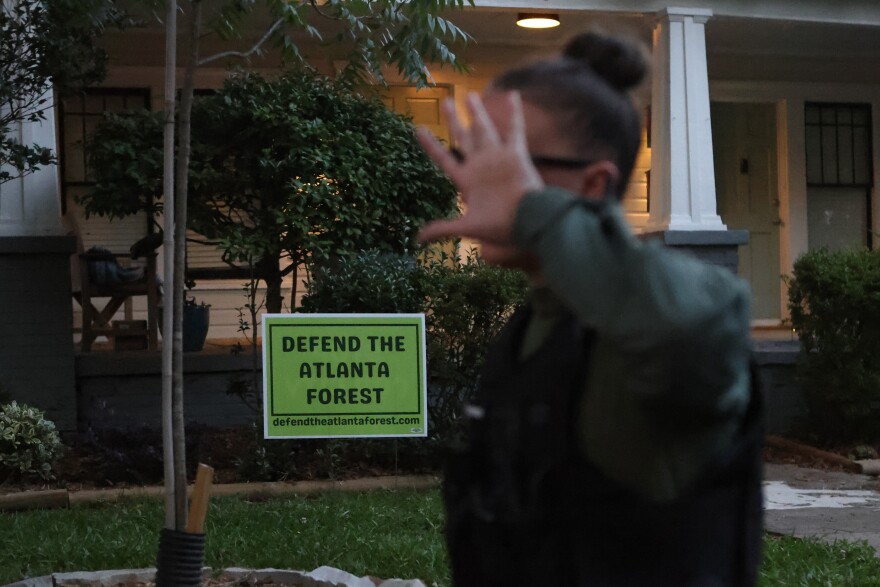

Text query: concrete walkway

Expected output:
[764,463,880,553]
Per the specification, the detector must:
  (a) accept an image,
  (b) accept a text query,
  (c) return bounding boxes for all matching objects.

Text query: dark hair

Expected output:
[492,32,647,198]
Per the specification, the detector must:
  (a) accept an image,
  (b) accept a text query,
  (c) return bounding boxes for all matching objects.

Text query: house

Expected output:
[2,1,878,429]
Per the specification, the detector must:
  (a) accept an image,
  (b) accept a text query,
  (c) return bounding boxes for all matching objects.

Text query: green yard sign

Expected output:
[263,314,427,439]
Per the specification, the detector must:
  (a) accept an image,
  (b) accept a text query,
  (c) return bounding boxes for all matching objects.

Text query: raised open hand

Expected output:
[416,91,544,245]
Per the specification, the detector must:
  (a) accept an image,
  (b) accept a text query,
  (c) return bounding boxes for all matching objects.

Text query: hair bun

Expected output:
[563,32,648,91]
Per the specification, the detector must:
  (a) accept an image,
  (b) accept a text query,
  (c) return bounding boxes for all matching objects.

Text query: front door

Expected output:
[712,102,781,321]
[376,85,464,259]
[376,85,451,145]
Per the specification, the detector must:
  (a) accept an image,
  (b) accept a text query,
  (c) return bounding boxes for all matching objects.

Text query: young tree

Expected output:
[86,0,471,532]
[0,0,130,183]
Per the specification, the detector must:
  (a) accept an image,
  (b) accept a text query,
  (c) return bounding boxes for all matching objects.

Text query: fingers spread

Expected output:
[442,98,472,155]
[416,127,463,184]
[466,92,500,149]
[506,91,528,153]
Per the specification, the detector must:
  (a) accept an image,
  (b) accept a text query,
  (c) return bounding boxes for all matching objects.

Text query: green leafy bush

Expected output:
[422,251,529,441]
[300,247,528,447]
[787,248,880,441]
[300,250,426,314]
[0,401,64,481]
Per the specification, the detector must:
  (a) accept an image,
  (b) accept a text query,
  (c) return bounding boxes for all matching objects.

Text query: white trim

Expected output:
[662,7,713,23]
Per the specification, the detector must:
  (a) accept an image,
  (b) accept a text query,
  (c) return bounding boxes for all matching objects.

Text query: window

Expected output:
[60,88,151,251]
[804,103,873,251]
[60,88,150,211]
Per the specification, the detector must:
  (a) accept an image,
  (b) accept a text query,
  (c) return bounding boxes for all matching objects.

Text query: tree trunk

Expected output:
[161,0,178,531]
[258,255,284,314]
[289,263,299,312]
[170,0,202,531]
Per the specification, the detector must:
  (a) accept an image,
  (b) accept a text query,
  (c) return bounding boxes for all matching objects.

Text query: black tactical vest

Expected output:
[443,305,764,587]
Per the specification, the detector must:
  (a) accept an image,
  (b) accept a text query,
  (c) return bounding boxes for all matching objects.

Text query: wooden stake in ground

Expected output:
[186,463,214,534]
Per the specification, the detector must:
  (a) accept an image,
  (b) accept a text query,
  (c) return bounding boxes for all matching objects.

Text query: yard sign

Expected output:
[262,313,427,439]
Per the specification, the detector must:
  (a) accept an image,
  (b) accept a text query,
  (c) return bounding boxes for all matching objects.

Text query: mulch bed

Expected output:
[2,424,433,495]
[763,436,878,473]
[3,424,877,496]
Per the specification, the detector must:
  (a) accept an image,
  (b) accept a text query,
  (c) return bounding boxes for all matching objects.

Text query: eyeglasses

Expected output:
[448,147,595,169]
[530,155,597,169]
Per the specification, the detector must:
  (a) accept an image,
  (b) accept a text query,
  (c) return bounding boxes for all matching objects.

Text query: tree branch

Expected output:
[309,0,335,20]
[197,18,284,66]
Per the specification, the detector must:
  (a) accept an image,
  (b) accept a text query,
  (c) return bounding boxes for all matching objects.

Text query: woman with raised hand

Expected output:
[418,32,762,587]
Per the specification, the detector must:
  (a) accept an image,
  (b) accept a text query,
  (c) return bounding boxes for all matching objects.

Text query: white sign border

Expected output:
[262,313,429,440]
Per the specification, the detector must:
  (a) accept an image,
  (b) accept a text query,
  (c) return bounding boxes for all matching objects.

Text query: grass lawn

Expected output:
[2,489,880,586]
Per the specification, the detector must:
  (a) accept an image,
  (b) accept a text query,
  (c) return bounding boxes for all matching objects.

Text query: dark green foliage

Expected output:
[189,72,456,267]
[80,109,165,219]
[787,248,880,441]
[0,0,130,183]
[206,0,473,89]
[421,252,529,441]
[299,247,529,448]
[83,71,458,312]
[300,250,426,314]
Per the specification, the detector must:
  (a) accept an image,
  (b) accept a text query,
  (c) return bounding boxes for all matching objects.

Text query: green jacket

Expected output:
[512,187,753,501]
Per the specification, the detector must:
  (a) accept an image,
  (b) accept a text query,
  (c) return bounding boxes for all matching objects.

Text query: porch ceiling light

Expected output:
[516,13,561,29]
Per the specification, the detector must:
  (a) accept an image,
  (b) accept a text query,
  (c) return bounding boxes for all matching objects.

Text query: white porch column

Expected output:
[0,87,64,237]
[645,7,725,232]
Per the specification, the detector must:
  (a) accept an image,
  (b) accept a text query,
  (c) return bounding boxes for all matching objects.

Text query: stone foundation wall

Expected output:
[0,236,77,430]
[76,343,804,435]
[753,340,807,435]
[76,350,261,431]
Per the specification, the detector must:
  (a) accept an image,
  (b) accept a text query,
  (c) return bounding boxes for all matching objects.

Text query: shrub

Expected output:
[300,250,426,314]
[301,247,529,448]
[422,252,529,441]
[0,401,64,481]
[787,248,880,441]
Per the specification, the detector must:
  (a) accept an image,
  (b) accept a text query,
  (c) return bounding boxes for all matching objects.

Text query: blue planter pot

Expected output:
[182,303,210,352]
[159,303,211,352]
